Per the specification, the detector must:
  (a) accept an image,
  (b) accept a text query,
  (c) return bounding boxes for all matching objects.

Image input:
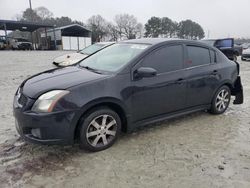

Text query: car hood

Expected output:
[242,48,250,55]
[53,52,88,64]
[21,66,110,99]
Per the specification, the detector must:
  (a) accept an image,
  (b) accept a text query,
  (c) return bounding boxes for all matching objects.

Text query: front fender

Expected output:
[68,97,131,142]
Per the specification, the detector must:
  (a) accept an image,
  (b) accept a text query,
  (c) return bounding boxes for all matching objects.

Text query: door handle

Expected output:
[211,70,218,75]
[176,78,184,84]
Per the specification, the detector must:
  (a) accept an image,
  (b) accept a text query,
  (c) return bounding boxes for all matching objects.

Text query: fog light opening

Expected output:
[31,128,41,139]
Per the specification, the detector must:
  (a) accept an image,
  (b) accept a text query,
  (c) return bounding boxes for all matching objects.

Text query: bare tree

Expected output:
[106,23,119,41]
[21,8,41,22]
[114,14,143,39]
[35,7,53,20]
[87,15,109,43]
[12,14,23,21]
[136,23,144,38]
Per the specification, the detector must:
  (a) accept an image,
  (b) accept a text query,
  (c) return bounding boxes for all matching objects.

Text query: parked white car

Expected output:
[53,42,115,67]
[241,47,250,61]
[241,43,250,50]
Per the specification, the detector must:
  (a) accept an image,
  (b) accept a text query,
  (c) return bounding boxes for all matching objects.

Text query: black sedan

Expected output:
[13,38,243,151]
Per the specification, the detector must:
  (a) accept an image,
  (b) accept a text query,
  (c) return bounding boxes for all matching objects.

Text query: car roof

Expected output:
[202,39,216,42]
[120,38,214,48]
[202,38,234,41]
[120,38,182,45]
[96,42,115,45]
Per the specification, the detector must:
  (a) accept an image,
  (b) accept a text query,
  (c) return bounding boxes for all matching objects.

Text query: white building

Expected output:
[41,24,92,50]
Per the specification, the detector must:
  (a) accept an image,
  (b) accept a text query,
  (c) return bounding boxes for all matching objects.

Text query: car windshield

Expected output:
[79,43,150,72]
[201,40,216,46]
[79,43,106,55]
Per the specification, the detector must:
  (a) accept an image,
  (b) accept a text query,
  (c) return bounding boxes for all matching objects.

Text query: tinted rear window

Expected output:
[187,46,210,67]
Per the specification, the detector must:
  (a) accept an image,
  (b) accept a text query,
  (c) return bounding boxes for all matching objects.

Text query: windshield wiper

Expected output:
[80,65,102,74]
[79,51,89,55]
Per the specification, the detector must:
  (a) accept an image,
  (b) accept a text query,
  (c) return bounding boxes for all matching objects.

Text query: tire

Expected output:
[210,85,231,114]
[241,57,245,61]
[79,107,121,152]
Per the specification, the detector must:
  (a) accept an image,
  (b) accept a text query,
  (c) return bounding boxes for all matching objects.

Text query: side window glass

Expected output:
[141,45,183,73]
[187,46,210,67]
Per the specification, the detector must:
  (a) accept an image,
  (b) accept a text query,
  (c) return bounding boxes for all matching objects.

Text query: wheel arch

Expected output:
[223,82,233,92]
[210,81,233,103]
[73,97,129,141]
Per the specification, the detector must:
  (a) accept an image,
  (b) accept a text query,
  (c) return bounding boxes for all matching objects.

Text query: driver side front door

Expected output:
[130,44,187,124]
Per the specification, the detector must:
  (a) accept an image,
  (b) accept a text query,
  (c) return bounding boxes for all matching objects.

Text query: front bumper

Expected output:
[18,44,32,50]
[13,94,78,145]
[241,55,250,60]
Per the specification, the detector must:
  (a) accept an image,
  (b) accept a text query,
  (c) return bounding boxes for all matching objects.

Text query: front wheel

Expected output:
[210,85,231,114]
[79,107,121,152]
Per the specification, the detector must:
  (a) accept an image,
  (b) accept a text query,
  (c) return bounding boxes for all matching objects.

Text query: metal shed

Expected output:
[0,19,54,49]
[41,24,92,50]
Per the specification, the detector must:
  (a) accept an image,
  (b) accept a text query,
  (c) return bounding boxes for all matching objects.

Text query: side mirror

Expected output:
[134,67,157,80]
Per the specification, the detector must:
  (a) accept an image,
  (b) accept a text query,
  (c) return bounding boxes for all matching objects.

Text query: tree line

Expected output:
[145,17,204,40]
[14,7,205,43]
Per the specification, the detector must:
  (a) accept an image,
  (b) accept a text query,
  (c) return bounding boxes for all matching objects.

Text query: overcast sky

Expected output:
[1,0,250,38]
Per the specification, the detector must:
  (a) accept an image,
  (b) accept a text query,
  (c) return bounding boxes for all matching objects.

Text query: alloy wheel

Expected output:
[86,115,117,147]
[215,89,230,112]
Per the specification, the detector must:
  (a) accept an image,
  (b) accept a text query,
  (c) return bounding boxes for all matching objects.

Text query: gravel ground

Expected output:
[0,51,250,188]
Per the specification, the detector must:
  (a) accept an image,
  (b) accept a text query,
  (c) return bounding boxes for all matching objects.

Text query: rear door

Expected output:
[185,45,220,107]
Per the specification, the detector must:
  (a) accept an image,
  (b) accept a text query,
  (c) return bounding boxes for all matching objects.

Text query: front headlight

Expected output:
[32,90,69,113]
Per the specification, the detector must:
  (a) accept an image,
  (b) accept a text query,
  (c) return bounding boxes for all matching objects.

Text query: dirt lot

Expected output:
[0,51,250,188]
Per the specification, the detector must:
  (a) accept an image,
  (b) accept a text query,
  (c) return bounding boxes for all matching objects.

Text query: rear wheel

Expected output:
[79,107,121,152]
[210,85,231,114]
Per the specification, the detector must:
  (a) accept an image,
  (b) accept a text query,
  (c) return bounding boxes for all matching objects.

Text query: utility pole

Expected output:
[29,0,34,49]
[29,0,32,10]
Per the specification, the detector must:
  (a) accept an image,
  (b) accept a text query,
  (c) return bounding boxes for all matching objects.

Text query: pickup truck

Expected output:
[234,44,243,56]
[201,38,239,61]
